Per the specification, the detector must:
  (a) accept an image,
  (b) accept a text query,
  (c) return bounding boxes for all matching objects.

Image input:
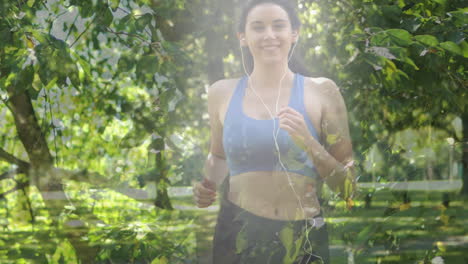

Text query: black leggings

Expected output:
[212,198,330,264]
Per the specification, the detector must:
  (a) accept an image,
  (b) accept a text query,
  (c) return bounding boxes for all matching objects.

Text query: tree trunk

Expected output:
[153,136,174,210]
[8,89,101,262]
[427,160,434,180]
[460,112,468,196]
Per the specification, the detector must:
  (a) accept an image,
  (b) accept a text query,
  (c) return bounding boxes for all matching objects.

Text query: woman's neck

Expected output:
[249,63,294,92]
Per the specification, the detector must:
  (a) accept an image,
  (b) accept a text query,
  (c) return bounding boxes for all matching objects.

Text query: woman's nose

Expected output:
[263,26,276,39]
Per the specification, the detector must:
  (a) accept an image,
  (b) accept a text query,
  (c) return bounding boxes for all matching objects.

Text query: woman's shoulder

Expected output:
[208,77,243,98]
[303,76,343,101]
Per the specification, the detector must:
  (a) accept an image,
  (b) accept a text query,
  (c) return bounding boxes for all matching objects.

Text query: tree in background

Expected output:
[295,0,466,191]
[1,0,466,262]
[0,0,190,262]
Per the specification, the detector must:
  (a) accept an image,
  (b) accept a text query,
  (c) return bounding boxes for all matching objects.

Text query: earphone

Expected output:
[239,34,324,263]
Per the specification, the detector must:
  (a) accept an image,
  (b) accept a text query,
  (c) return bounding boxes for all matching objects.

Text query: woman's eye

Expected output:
[274,24,286,29]
[253,26,264,31]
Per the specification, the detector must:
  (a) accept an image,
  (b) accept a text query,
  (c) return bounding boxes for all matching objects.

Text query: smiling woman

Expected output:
[193,0,355,263]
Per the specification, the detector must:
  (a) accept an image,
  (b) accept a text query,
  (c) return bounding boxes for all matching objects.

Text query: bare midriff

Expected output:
[227,171,322,221]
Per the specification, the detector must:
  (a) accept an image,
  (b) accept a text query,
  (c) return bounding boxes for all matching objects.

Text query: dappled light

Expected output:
[0,0,467,263]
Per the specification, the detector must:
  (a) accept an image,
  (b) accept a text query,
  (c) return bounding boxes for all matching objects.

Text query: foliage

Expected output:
[0,0,193,262]
[296,0,467,182]
[1,0,467,262]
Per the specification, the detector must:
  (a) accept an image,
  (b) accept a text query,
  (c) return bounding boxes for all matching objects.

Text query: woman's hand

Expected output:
[193,178,217,208]
[277,106,312,150]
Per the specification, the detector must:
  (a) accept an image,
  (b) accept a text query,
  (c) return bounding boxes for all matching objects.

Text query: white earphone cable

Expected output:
[240,35,323,263]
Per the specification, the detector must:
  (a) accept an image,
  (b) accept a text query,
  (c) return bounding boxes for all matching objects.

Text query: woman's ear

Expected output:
[292,29,300,43]
[237,32,247,47]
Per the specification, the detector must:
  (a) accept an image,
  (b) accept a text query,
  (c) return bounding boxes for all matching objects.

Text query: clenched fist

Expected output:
[193,178,217,208]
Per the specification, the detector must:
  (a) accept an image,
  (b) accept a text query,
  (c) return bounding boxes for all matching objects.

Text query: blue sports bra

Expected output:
[222,73,321,178]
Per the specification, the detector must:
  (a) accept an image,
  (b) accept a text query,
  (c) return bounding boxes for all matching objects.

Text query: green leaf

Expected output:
[116,14,132,31]
[400,17,421,33]
[363,53,386,71]
[78,1,94,18]
[370,32,390,47]
[446,31,465,44]
[167,88,183,112]
[151,257,168,264]
[433,0,446,5]
[381,5,402,23]
[403,57,419,70]
[34,35,80,88]
[136,54,159,80]
[396,69,409,80]
[135,13,153,32]
[447,8,468,27]
[386,29,413,46]
[109,0,120,11]
[120,127,148,148]
[13,65,35,94]
[235,226,248,254]
[45,76,58,90]
[117,53,135,73]
[31,31,48,43]
[387,47,406,59]
[414,35,438,47]
[279,224,303,263]
[72,51,91,77]
[440,41,462,55]
[460,41,468,58]
[68,67,80,89]
[355,225,375,245]
[98,6,114,28]
[35,46,54,85]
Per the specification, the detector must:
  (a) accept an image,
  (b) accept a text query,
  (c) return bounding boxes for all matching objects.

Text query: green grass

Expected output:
[1,186,467,263]
[184,189,468,264]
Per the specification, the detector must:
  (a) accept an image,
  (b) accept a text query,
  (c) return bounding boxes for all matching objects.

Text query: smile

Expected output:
[262,45,280,51]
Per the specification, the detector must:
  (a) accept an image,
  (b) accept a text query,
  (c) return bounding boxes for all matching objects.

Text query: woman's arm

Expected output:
[278,79,355,200]
[309,79,355,199]
[203,152,228,188]
[204,80,229,187]
[194,80,229,208]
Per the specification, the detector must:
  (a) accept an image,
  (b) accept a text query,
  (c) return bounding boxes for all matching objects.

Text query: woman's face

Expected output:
[240,3,297,65]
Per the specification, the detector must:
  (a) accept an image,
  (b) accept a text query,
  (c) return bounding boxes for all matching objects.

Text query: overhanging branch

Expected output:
[0,169,20,181]
[0,147,30,171]
[0,180,28,199]
[0,166,158,205]
[58,168,158,205]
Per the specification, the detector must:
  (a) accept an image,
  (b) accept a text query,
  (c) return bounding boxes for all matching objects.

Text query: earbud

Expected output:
[292,30,300,45]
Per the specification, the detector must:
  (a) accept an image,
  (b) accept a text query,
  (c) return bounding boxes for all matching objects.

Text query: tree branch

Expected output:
[0,180,28,199]
[65,12,80,42]
[0,169,20,181]
[70,16,95,48]
[57,168,159,205]
[105,27,151,45]
[0,147,30,171]
[0,166,158,205]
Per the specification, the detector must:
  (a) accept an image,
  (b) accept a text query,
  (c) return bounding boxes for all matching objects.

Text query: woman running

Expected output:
[194,1,355,263]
